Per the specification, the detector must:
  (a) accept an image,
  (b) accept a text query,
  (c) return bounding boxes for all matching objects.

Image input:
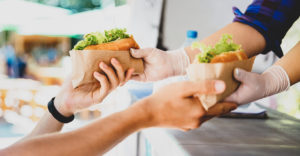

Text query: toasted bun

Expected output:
[84,36,140,51]
[210,51,248,63]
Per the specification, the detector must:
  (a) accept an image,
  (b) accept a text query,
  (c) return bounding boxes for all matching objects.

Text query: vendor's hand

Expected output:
[54,58,135,116]
[130,48,190,82]
[225,66,290,105]
[136,81,237,131]
[224,68,266,105]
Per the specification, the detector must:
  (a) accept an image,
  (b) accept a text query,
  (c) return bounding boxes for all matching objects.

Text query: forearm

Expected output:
[20,96,70,141]
[274,42,300,85]
[2,100,150,156]
[186,22,266,61]
[21,112,63,141]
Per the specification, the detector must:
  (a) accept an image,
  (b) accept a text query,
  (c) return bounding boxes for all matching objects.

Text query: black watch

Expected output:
[48,97,74,123]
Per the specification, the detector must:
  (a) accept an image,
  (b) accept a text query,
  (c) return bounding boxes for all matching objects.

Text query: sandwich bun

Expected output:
[210,51,248,63]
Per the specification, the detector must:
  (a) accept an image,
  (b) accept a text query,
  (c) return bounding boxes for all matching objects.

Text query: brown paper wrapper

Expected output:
[70,50,144,88]
[186,57,255,110]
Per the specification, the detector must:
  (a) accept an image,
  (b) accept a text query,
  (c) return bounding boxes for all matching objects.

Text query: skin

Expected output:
[274,42,300,85]
[185,22,266,63]
[20,58,135,141]
[0,54,237,155]
[130,22,267,82]
[0,81,236,156]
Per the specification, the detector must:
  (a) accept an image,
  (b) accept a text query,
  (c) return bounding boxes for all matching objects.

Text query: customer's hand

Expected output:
[225,66,290,105]
[54,58,135,116]
[130,48,190,82]
[135,81,237,131]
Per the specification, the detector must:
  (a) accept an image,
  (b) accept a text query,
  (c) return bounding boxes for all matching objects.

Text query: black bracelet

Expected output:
[48,97,74,123]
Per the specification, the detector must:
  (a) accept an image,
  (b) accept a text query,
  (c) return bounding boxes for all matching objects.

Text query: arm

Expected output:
[1,81,237,156]
[185,22,266,61]
[274,42,300,85]
[226,42,300,104]
[130,22,266,82]
[21,58,135,140]
[2,103,148,156]
[23,112,63,139]
[130,0,300,82]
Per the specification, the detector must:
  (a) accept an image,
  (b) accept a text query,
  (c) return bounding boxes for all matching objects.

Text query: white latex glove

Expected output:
[130,48,190,82]
[225,65,290,105]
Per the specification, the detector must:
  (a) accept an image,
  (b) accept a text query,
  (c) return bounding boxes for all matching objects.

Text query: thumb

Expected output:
[130,48,150,58]
[233,68,250,83]
[225,68,253,104]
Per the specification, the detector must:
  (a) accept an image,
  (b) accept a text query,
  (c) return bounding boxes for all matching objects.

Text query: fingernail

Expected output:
[94,72,99,77]
[215,81,225,92]
[111,58,118,65]
[235,68,239,77]
[130,48,136,54]
[100,62,108,69]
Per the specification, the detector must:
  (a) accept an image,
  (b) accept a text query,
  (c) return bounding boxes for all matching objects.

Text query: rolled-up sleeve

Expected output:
[233,0,300,57]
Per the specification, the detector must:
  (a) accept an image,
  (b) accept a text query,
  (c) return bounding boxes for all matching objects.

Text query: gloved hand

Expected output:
[225,65,290,105]
[130,48,190,82]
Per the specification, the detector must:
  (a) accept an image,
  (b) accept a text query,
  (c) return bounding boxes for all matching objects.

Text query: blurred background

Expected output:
[0,0,299,155]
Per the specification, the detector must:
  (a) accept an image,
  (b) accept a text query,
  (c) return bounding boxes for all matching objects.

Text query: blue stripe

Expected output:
[272,10,285,22]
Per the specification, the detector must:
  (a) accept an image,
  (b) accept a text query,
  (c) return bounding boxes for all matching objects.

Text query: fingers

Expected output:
[224,91,240,103]
[124,68,135,84]
[100,62,119,89]
[130,48,151,58]
[93,72,109,102]
[111,58,125,84]
[205,102,237,117]
[99,59,134,88]
[225,68,259,104]
[178,80,226,97]
[233,68,250,83]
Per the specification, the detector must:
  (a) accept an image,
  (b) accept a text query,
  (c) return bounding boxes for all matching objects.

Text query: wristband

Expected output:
[48,97,74,123]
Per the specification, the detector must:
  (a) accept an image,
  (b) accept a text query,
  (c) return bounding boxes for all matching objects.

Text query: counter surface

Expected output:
[141,105,300,156]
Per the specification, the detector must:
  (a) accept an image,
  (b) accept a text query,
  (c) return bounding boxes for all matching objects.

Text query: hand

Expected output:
[130,48,190,82]
[225,66,290,105]
[54,58,135,116]
[136,81,237,131]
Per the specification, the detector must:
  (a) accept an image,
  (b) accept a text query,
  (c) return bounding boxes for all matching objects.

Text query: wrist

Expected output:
[54,96,73,117]
[167,48,190,76]
[262,65,290,97]
[127,97,156,129]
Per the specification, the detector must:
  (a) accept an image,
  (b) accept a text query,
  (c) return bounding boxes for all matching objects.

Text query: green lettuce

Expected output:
[192,34,241,63]
[73,28,130,50]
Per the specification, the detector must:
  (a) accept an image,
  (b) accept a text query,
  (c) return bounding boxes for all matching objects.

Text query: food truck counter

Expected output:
[139,105,300,156]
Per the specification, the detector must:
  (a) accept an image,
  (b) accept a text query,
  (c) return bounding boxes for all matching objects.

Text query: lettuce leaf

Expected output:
[192,34,241,63]
[73,28,130,50]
